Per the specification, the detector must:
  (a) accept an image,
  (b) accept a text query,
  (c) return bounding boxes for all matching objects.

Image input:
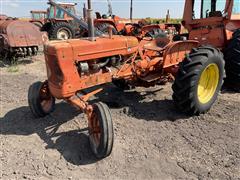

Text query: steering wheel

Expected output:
[130,24,141,36]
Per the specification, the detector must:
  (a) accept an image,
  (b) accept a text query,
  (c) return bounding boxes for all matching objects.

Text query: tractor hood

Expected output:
[44,35,139,98]
[45,35,139,61]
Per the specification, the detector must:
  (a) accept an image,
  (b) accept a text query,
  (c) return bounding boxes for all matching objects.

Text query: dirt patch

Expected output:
[0,55,240,179]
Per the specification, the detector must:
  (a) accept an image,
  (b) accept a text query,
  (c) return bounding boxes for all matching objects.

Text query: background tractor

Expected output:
[28,0,240,159]
[30,10,47,29]
[31,1,81,40]
[179,0,240,89]
[31,0,181,40]
[31,0,130,39]
[93,0,132,34]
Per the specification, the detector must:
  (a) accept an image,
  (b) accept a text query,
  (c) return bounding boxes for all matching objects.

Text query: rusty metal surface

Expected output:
[42,0,240,101]
[44,35,139,98]
[0,14,8,20]
[0,19,45,47]
[183,0,240,48]
[45,36,138,61]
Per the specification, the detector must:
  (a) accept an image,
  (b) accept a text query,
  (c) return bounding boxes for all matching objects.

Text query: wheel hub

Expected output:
[89,112,101,148]
[57,29,70,40]
[197,63,219,104]
[40,84,54,112]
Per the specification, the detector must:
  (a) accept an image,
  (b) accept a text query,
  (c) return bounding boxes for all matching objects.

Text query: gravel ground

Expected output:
[0,55,240,180]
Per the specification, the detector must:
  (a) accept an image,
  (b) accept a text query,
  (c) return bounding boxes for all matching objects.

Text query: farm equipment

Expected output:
[182,0,240,87]
[30,11,47,29]
[32,0,176,40]
[31,0,105,40]
[28,0,240,159]
[93,1,180,38]
[94,15,131,35]
[0,14,8,20]
[91,0,132,34]
[0,17,47,62]
[30,1,81,40]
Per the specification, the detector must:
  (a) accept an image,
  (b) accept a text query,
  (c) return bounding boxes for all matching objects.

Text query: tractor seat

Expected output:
[209,11,222,17]
[143,37,170,52]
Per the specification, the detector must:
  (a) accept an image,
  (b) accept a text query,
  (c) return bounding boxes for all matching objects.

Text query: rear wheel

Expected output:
[28,81,55,118]
[89,102,114,159]
[95,23,118,35]
[32,21,43,29]
[145,28,166,39]
[224,29,240,88]
[172,46,225,115]
[48,22,75,40]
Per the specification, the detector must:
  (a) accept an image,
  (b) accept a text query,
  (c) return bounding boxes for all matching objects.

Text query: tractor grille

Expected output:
[45,54,64,86]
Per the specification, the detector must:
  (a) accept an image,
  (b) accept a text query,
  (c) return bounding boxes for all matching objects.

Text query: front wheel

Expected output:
[88,102,114,159]
[28,81,55,118]
[172,46,225,115]
[95,23,118,35]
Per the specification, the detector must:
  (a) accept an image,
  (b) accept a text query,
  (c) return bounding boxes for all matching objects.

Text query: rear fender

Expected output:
[141,24,165,32]
[31,20,44,25]
[94,19,117,29]
[163,40,199,68]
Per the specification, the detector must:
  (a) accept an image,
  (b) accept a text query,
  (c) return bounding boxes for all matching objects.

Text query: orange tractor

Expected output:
[28,0,239,158]
[31,0,132,39]
[92,1,182,39]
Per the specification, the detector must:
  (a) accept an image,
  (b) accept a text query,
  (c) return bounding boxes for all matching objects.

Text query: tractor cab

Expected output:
[47,2,77,20]
[30,11,47,21]
[30,11,47,28]
[182,0,240,48]
[33,1,81,40]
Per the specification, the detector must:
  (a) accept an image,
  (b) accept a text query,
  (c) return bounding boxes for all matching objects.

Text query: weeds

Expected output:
[7,64,19,73]
[5,59,19,73]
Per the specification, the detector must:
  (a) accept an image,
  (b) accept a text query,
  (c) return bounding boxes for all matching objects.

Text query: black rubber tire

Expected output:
[32,21,43,29]
[41,22,51,32]
[145,28,167,39]
[172,46,225,115]
[224,29,240,87]
[95,23,118,35]
[28,81,55,118]
[173,33,189,41]
[48,22,75,40]
[89,102,114,159]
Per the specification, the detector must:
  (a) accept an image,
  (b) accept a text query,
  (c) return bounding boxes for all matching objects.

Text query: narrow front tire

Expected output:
[28,81,55,118]
[88,102,114,159]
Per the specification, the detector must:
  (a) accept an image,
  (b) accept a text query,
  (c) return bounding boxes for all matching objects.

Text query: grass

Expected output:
[7,64,19,73]
[0,55,20,73]
[144,18,182,24]
[7,61,19,73]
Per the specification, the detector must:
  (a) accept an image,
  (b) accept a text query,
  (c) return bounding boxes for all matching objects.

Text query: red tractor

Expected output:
[28,0,239,159]
[30,10,47,29]
[31,1,80,40]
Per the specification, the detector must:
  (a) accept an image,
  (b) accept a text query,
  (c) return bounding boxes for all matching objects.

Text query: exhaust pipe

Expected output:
[87,0,95,41]
[83,3,87,21]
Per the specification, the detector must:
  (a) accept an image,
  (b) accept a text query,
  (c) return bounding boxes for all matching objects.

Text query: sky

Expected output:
[0,0,188,19]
